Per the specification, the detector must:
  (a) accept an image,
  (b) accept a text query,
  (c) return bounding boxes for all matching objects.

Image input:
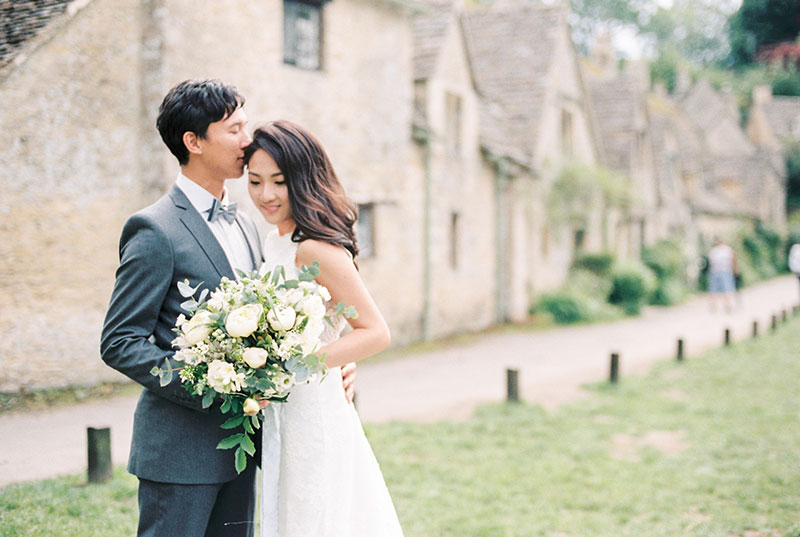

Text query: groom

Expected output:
[101,79,356,537]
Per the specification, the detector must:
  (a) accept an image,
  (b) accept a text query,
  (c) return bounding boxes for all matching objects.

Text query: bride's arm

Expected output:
[295,239,390,369]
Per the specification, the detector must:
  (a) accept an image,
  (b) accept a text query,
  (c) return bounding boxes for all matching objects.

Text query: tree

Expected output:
[728,0,800,65]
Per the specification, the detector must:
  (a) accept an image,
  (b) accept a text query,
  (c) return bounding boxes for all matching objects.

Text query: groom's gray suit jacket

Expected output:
[101,185,263,484]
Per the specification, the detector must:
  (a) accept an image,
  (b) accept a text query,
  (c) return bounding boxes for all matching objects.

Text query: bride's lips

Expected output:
[262,205,280,214]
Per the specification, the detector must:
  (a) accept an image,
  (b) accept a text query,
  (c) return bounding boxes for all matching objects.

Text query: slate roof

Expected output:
[680,80,755,156]
[461,3,564,166]
[412,1,452,81]
[585,69,642,175]
[761,95,800,142]
[0,0,71,69]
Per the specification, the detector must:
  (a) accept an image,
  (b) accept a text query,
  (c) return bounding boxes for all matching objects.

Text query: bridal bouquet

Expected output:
[151,263,355,473]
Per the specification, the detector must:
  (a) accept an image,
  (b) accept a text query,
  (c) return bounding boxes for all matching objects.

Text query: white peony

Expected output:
[183,310,215,346]
[267,305,297,332]
[206,360,245,394]
[302,295,326,321]
[242,347,268,369]
[225,304,263,338]
[300,319,324,355]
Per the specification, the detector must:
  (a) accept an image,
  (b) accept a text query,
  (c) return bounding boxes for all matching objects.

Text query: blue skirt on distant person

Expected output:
[709,271,735,293]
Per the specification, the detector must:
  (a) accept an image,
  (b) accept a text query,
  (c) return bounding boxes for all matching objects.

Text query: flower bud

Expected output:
[243,397,261,416]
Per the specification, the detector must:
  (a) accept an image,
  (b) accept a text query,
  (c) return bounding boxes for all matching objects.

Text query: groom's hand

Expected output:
[341,362,357,404]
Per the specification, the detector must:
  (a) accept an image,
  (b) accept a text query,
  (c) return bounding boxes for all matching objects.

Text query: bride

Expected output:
[243,120,404,537]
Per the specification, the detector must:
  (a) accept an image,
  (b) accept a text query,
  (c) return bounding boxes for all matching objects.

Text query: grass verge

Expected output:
[3,319,800,536]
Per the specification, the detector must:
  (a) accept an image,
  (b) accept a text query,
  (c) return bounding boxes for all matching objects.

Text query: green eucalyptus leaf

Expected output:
[235,446,247,474]
[240,434,256,456]
[220,398,231,414]
[201,390,215,409]
[220,415,245,429]
[198,288,209,303]
[177,279,202,298]
[217,433,243,450]
[243,418,255,435]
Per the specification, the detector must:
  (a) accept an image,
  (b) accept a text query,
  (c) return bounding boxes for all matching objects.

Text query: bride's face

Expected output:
[247,149,294,234]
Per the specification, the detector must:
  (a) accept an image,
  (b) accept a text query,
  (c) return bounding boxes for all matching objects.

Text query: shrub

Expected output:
[651,279,689,306]
[537,293,590,324]
[641,239,685,282]
[608,261,657,315]
[572,253,615,277]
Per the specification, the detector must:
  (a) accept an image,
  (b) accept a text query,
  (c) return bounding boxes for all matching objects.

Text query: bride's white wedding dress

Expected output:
[260,229,404,537]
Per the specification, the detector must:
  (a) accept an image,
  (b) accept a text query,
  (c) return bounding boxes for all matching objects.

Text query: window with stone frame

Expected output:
[356,203,375,259]
[560,108,574,157]
[283,0,324,70]
[449,211,460,269]
[445,92,462,155]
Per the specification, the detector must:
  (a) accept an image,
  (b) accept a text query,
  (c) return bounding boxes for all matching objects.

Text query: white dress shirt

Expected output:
[175,173,255,274]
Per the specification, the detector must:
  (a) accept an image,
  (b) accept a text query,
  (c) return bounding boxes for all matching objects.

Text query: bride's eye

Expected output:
[275,181,286,186]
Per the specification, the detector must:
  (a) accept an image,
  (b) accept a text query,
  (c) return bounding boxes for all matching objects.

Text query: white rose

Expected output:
[302,295,326,320]
[183,310,215,346]
[267,305,297,332]
[206,360,244,394]
[242,347,268,369]
[225,304,263,338]
[176,314,187,328]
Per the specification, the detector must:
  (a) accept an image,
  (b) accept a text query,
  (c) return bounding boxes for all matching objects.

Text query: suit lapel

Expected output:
[168,185,235,280]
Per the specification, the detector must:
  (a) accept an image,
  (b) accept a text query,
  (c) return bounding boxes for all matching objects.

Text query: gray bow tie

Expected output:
[207,199,238,224]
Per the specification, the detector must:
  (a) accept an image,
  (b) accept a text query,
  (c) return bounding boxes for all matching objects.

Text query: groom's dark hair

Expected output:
[156,79,245,165]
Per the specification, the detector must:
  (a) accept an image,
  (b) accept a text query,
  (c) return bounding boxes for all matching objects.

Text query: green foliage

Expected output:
[771,63,800,96]
[536,293,590,324]
[728,0,800,66]
[548,163,633,229]
[642,239,689,306]
[535,269,621,324]
[608,260,657,315]
[641,239,685,281]
[650,48,679,93]
[786,143,800,215]
[571,252,615,276]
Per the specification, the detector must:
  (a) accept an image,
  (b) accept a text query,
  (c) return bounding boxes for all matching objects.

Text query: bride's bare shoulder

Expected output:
[295,239,351,269]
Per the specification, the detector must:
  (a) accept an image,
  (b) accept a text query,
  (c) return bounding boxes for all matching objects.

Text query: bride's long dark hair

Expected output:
[244,120,359,263]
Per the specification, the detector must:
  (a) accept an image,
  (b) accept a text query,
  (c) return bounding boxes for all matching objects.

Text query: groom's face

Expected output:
[196,107,251,179]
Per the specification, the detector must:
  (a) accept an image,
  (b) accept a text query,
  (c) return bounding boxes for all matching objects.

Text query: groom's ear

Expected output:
[183,131,203,156]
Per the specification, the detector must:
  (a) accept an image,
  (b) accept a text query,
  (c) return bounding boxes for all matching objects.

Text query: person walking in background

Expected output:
[788,242,800,306]
[707,237,737,313]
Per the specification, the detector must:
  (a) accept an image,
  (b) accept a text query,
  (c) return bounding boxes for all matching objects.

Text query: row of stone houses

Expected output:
[0,0,792,391]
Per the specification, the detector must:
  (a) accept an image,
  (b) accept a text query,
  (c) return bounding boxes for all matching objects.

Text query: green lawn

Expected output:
[3,319,800,536]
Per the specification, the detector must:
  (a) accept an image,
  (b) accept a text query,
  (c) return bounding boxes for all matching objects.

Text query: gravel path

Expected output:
[2,275,797,487]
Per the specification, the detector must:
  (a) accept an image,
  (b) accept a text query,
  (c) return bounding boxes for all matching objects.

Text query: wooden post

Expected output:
[752,320,758,338]
[771,315,778,331]
[506,368,519,402]
[782,309,787,323]
[609,353,619,384]
[87,427,112,483]
[676,339,684,362]
[724,328,731,346]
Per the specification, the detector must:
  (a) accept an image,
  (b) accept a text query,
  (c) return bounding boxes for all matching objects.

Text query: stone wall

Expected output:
[0,0,143,391]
